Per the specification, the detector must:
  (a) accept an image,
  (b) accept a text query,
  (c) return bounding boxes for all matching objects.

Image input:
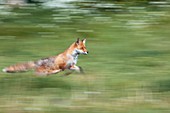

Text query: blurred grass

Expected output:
[0,3,170,113]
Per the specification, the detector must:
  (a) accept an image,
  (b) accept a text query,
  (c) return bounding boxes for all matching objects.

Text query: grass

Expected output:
[0,4,170,113]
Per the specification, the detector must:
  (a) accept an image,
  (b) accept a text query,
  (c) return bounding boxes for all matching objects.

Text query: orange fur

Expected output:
[2,38,88,76]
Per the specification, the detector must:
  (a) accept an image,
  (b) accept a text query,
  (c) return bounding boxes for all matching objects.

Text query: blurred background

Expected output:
[0,0,170,113]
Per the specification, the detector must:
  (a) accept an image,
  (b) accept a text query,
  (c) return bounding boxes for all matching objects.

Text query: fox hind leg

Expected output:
[35,67,61,76]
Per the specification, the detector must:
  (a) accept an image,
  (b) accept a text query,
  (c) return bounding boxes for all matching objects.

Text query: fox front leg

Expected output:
[62,65,84,76]
[70,65,84,74]
[77,66,84,74]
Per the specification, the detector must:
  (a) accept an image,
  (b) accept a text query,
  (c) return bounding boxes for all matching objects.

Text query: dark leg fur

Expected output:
[78,66,85,74]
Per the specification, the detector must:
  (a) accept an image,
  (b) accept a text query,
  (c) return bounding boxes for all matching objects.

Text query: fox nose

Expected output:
[84,51,88,55]
[87,51,89,54]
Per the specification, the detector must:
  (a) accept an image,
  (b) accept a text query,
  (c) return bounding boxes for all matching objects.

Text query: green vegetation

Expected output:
[0,2,170,113]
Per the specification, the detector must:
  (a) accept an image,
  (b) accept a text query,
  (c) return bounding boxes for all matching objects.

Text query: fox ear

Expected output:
[76,38,80,45]
[82,38,86,45]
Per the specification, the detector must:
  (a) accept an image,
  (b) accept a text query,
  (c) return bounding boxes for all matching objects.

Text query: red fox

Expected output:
[2,38,88,76]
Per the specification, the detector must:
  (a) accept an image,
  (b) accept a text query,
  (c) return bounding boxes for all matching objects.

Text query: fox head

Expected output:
[74,38,88,55]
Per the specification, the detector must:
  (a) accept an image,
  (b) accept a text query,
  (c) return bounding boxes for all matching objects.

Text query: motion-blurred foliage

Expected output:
[0,0,170,113]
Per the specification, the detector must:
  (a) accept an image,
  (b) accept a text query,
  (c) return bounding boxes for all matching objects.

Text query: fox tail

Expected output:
[2,61,36,73]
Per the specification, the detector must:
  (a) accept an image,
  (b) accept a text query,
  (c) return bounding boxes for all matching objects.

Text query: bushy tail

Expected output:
[2,61,36,73]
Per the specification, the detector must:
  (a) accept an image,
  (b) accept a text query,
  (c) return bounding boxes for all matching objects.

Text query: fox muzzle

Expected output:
[83,51,88,55]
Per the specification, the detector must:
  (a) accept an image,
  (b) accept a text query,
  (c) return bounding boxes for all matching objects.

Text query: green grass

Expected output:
[0,4,170,113]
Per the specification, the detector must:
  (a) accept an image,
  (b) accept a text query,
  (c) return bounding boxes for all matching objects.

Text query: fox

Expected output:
[2,38,88,76]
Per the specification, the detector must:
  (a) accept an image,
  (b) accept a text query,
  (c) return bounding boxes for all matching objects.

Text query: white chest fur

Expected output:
[73,55,78,64]
[66,48,80,68]
[67,54,79,67]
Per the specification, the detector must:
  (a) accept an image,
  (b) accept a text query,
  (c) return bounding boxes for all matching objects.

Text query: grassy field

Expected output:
[0,3,170,113]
